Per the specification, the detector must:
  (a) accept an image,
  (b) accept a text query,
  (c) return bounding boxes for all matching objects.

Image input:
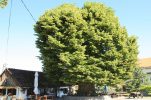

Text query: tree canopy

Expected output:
[34,2,138,95]
[0,0,8,8]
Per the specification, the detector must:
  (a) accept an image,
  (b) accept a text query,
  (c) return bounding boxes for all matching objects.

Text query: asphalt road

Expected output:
[112,97,151,100]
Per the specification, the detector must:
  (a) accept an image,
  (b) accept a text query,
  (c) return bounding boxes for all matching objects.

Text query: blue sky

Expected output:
[0,0,151,71]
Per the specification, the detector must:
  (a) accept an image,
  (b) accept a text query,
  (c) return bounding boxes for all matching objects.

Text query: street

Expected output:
[112,97,151,100]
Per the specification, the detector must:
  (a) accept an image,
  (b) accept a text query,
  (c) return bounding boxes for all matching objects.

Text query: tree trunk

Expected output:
[77,83,96,96]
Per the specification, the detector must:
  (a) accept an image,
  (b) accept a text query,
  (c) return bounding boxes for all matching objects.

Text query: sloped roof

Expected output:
[0,79,15,86]
[2,68,51,88]
[138,58,151,68]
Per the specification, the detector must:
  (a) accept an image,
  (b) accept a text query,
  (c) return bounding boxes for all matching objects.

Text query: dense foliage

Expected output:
[0,0,8,8]
[34,2,138,95]
[125,67,146,92]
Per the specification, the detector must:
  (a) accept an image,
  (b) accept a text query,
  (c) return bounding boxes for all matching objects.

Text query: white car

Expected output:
[57,87,69,98]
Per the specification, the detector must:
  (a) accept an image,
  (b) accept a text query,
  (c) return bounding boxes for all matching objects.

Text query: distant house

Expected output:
[0,68,53,99]
[139,58,151,83]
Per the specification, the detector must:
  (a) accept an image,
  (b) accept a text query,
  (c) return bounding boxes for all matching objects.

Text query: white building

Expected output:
[138,58,151,83]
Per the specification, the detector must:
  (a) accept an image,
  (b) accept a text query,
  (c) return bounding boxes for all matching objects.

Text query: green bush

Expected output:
[148,92,151,96]
[139,85,151,96]
[140,85,151,92]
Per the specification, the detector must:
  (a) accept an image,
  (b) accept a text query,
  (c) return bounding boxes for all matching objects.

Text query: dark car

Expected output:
[129,92,143,98]
[110,93,118,98]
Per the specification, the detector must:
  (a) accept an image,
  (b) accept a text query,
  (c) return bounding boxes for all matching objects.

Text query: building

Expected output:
[138,58,151,83]
[0,68,53,99]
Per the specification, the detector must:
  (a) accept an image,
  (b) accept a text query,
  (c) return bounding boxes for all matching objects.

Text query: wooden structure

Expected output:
[0,68,53,99]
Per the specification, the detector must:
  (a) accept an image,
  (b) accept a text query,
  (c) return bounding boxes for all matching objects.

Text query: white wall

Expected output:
[142,68,151,73]
[142,67,151,83]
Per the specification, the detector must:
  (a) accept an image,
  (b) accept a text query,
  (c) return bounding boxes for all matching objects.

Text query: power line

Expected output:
[5,0,13,63]
[20,0,36,22]
[2,0,36,70]
[4,0,36,68]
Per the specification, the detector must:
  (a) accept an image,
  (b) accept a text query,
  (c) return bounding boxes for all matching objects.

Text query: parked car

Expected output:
[57,87,69,97]
[129,92,143,98]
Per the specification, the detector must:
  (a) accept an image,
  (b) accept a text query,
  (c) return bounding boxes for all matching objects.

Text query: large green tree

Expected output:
[34,2,138,96]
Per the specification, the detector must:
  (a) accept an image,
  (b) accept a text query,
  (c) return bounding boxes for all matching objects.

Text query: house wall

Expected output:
[142,67,151,83]
[0,70,20,97]
[1,72,7,82]
[142,67,151,73]
[0,69,18,87]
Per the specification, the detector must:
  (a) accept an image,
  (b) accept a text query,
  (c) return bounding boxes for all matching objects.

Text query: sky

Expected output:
[0,0,151,71]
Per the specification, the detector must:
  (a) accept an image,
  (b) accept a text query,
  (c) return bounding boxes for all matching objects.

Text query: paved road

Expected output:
[112,97,151,100]
[57,96,151,100]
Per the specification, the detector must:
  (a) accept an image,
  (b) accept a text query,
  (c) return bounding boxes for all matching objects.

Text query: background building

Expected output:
[139,58,151,83]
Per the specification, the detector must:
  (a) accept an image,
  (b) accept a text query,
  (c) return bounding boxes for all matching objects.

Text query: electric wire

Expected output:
[3,0,36,70]
[2,0,13,71]
[5,0,13,64]
[20,0,36,22]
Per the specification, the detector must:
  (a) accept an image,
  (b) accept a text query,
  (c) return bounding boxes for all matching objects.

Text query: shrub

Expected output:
[139,85,151,96]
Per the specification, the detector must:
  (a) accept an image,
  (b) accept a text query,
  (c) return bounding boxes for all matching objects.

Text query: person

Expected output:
[103,85,108,94]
